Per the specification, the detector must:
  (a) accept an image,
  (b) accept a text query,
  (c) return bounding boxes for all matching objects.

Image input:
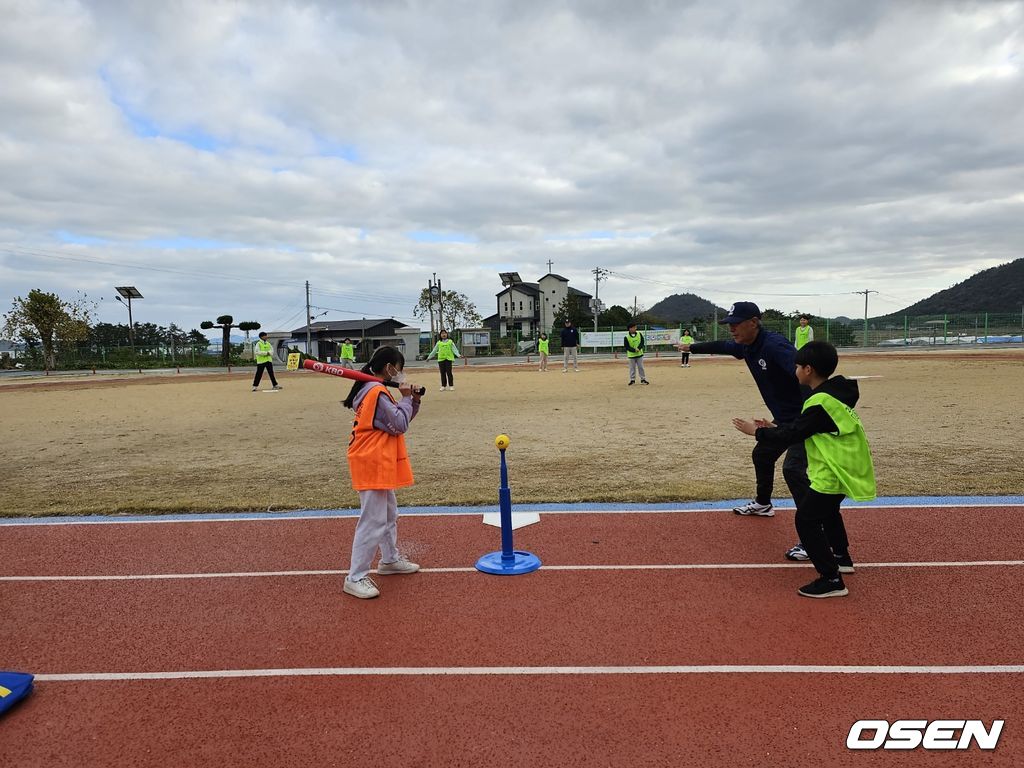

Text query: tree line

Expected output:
[2,288,217,370]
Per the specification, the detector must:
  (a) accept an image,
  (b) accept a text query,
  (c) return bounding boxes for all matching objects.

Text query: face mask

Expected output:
[385,364,406,383]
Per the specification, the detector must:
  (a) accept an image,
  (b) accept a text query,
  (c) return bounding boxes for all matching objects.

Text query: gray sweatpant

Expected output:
[347,489,401,581]
[628,355,647,381]
[563,346,579,370]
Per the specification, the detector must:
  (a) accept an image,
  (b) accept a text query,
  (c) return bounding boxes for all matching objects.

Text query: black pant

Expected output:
[752,435,809,506]
[439,360,454,387]
[795,489,850,578]
[253,362,278,387]
[680,352,690,364]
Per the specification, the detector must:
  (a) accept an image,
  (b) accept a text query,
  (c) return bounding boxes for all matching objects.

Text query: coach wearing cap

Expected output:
[676,302,811,561]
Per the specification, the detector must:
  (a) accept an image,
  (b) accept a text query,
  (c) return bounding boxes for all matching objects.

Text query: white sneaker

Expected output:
[449,385,454,390]
[733,500,775,517]
[273,384,283,390]
[343,576,380,599]
[441,386,447,391]
[377,557,420,575]
[251,386,259,392]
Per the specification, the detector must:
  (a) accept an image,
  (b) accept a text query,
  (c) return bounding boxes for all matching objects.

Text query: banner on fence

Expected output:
[581,329,681,347]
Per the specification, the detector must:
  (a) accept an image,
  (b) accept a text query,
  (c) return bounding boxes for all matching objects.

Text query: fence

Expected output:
[414,312,1024,358]
[4,342,239,370]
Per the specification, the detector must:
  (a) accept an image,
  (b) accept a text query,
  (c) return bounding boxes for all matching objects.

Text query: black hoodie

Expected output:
[753,375,860,449]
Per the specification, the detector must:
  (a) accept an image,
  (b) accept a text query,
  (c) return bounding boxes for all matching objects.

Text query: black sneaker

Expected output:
[640,379,649,385]
[798,576,848,599]
[628,380,635,386]
[835,554,855,574]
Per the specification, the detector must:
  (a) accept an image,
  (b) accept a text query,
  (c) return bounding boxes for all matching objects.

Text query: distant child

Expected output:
[341,346,423,599]
[252,331,282,392]
[795,315,814,350]
[537,333,550,371]
[624,322,649,385]
[732,341,875,599]
[680,329,694,367]
[340,337,356,370]
[426,329,461,391]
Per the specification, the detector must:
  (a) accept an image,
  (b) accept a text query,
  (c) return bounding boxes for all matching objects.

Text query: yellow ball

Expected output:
[495,434,511,450]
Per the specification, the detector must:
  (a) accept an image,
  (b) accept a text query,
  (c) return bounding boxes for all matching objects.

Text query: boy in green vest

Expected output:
[340,337,356,370]
[537,333,550,371]
[624,322,649,385]
[732,341,875,598]
[680,329,694,367]
[252,332,282,392]
[795,315,814,349]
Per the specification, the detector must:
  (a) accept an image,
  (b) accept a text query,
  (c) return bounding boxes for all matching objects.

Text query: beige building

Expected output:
[492,273,592,338]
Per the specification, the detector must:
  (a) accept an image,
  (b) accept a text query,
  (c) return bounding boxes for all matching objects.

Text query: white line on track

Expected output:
[33,665,1024,682]
[3,560,1022,582]
[2,503,1022,526]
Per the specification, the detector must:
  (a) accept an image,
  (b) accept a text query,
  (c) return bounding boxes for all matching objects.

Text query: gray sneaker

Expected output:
[343,576,380,599]
[377,557,420,575]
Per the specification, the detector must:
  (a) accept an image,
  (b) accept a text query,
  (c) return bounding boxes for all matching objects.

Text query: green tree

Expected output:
[598,304,633,327]
[551,294,590,330]
[3,289,94,370]
[413,288,483,334]
[200,315,260,365]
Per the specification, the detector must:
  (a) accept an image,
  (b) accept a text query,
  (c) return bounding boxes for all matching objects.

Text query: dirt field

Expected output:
[2,349,1022,517]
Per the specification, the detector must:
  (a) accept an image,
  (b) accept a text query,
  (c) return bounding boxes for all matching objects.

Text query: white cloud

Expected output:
[1,0,1022,331]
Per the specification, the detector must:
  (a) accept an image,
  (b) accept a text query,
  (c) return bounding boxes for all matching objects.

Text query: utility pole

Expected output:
[853,289,877,348]
[305,280,312,356]
[427,278,437,342]
[592,266,608,336]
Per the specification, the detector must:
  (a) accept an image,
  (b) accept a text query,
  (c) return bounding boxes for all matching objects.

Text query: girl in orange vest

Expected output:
[341,346,423,599]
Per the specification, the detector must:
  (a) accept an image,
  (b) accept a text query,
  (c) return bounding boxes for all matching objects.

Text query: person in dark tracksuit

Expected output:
[676,301,811,561]
[733,341,876,598]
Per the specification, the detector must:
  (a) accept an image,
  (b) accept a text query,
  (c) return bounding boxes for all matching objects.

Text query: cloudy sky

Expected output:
[2,0,1022,335]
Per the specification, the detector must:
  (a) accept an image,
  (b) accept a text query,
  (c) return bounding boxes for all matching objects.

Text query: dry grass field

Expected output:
[1,349,1022,517]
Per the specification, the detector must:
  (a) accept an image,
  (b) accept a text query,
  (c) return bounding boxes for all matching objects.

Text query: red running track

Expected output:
[2,505,1022,767]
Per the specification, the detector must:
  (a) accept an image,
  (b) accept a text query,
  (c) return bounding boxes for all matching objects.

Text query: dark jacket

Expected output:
[754,376,860,448]
[691,328,806,422]
[560,325,580,347]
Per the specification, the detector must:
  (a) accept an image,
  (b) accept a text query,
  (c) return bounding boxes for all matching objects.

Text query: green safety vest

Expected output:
[681,334,694,345]
[795,325,812,349]
[625,332,644,358]
[802,391,877,501]
[538,338,549,354]
[254,339,273,364]
[341,343,355,361]
[436,339,456,362]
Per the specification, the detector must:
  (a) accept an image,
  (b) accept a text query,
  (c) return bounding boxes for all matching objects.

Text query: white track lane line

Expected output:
[33,665,1024,682]
[2,560,1022,582]
[2,502,1022,526]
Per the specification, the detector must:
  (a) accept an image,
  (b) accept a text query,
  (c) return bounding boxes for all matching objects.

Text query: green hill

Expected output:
[647,293,727,323]
[888,257,1024,316]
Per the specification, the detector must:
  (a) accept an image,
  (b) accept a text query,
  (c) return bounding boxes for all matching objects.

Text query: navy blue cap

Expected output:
[720,302,761,324]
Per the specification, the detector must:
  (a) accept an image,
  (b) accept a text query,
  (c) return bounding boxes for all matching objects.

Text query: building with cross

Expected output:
[486,271,592,338]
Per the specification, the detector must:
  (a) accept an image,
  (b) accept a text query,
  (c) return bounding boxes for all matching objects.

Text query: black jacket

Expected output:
[754,375,860,448]
[692,328,806,423]
[560,326,580,347]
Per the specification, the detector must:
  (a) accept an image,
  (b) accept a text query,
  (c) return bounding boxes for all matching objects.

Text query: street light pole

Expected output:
[115,286,143,360]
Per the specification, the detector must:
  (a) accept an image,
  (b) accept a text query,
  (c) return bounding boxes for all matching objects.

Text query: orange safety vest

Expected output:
[347,384,414,490]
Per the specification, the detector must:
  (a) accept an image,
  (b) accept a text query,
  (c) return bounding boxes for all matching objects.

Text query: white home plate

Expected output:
[482,512,541,530]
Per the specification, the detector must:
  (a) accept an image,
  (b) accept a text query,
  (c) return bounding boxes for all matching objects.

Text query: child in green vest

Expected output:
[426,329,461,391]
[537,333,550,371]
[340,337,356,370]
[732,341,876,598]
[680,329,694,367]
[795,315,814,349]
